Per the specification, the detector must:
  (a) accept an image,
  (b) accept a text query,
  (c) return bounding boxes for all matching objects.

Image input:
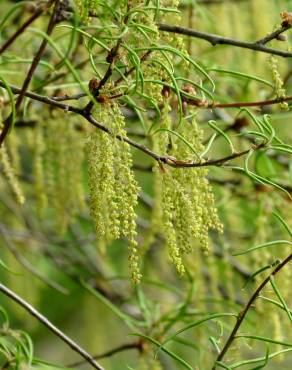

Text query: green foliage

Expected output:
[0,0,291,369]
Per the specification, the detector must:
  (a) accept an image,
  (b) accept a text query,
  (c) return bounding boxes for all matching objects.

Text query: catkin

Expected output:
[87,104,141,282]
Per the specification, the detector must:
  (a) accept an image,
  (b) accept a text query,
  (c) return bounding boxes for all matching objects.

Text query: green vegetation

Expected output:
[0,0,291,369]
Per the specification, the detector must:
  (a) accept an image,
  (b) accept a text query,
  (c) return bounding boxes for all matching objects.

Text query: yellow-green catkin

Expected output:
[74,0,99,22]
[43,111,85,234]
[87,104,141,283]
[269,55,289,110]
[0,143,25,205]
[251,194,273,312]
[33,124,47,217]
[151,103,223,274]
[0,108,24,204]
[160,0,186,54]
[6,130,21,176]
[138,352,163,370]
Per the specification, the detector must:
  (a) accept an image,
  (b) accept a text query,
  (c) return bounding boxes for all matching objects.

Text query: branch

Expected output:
[67,342,141,367]
[84,4,131,114]
[0,81,83,113]
[0,0,61,147]
[0,7,43,56]
[49,88,292,109]
[186,95,292,108]
[212,253,292,369]
[256,24,291,44]
[0,80,266,169]
[158,23,292,58]
[84,112,265,168]
[0,282,105,370]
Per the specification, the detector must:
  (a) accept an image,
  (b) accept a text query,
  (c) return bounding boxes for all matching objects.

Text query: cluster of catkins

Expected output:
[0,0,224,284]
[87,104,141,283]
[0,134,25,205]
[85,102,222,282]
[269,55,289,110]
[83,0,222,281]
[149,103,223,275]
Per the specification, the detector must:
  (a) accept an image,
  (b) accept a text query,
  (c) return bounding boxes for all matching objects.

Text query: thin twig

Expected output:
[0,0,60,147]
[50,89,292,109]
[67,342,141,367]
[256,24,291,44]
[0,282,105,370]
[0,7,43,56]
[84,4,131,114]
[212,253,292,369]
[158,23,292,58]
[0,80,267,169]
[186,95,292,108]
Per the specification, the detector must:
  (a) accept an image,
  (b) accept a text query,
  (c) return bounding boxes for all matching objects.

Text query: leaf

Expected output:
[158,313,237,354]
[273,211,292,237]
[80,279,143,330]
[250,346,269,370]
[230,348,292,369]
[242,261,279,289]
[235,334,292,347]
[270,276,292,322]
[208,120,235,153]
[207,68,273,88]
[233,240,292,256]
[130,333,194,370]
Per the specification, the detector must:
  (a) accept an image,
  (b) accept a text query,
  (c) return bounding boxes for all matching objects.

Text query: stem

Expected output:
[256,24,291,44]
[212,253,292,369]
[0,7,43,56]
[0,0,60,147]
[0,282,105,370]
[186,95,292,109]
[0,80,267,169]
[68,342,141,367]
[158,24,292,58]
[84,4,131,114]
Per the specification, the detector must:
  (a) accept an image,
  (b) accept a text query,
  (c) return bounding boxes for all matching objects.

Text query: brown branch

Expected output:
[67,342,142,367]
[0,80,267,169]
[185,95,292,109]
[0,282,105,370]
[84,5,131,114]
[48,50,152,102]
[0,0,60,147]
[50,88,292,110]
[256,24,291,45]
[158,23,292,58]
[0,7,43,56]
[0,81,83,113]
[84,112,265,168]
[212,253,292,369]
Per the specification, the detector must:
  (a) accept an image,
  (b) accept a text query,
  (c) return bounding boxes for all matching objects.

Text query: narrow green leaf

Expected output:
[233,240,292,256]
[235,334,292,347]
[270,276,292,322]
[130,333,194,370]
